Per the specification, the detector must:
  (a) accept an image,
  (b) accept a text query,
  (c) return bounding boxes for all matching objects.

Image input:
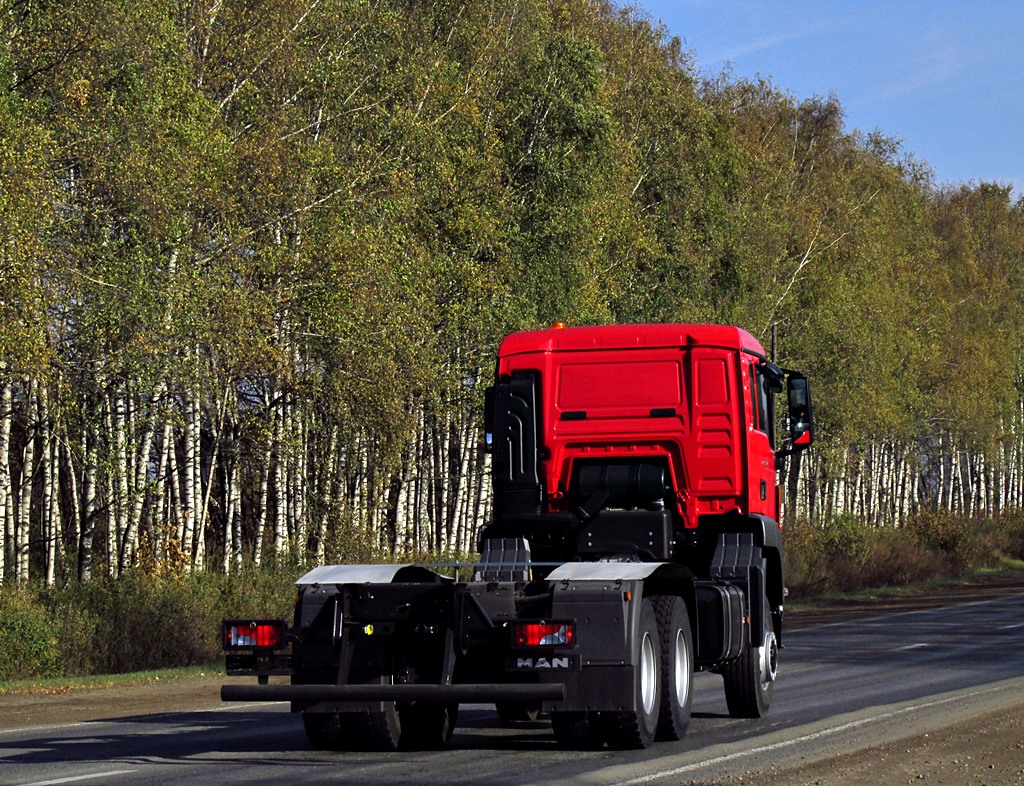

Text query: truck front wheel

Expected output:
[722,597,776,718]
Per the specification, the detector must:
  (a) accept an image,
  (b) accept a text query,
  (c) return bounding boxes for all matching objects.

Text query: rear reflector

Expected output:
[223,619,287,650]
[513,621,574,647]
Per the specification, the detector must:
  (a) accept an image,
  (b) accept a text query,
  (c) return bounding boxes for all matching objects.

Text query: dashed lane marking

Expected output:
[18,770,136,786]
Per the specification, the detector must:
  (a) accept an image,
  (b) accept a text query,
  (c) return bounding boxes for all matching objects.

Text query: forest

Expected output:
[2,0,1023,587]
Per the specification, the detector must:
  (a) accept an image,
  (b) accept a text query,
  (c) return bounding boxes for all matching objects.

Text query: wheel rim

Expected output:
[761,628,778,687]
[640,631,657,714]
[673,629,690,706]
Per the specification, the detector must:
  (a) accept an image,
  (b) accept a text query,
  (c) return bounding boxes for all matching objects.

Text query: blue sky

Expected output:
[633,1,1024,200]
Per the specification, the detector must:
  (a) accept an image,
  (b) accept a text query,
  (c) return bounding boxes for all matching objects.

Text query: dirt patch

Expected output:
[717,700,1024,786]
[0,673,251,731]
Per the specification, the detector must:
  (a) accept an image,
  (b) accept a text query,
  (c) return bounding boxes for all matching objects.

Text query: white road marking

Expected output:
[611,683,1014,786]
[18,770,136,786]
[896,642,929,650]
[999,622,1024,630]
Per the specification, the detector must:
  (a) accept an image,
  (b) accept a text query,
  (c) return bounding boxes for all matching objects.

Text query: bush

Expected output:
[784,514,875,595]
[0,565,299,680]
[907,511,984,575]
[0,587,62,681]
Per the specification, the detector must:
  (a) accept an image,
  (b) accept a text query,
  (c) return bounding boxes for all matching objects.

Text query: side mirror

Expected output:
[786,374,813,449]
[759,361,785,394]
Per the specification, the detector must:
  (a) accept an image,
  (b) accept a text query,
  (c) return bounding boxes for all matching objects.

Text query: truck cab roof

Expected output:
[498,323,767,359]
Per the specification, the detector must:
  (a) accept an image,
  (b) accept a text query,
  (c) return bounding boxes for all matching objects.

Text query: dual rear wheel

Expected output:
[303,701,458,751]
[302,672,458,752]
[552,596,694,750]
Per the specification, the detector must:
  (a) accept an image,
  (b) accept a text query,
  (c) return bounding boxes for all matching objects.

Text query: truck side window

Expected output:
[754,365,769,435]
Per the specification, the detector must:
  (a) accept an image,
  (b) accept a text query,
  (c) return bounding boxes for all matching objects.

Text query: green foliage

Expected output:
[785,513,1024,596]
[1,0,1024,582]
[0,569,297,679]
[0,588,62,680]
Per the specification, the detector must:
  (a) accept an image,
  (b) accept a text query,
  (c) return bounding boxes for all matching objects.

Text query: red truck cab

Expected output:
[485,322,813,612]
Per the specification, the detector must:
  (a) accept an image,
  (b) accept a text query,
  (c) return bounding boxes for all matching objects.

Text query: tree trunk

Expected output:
[17,377,35,582]
[79,431,99,582]
[0,379,12,584]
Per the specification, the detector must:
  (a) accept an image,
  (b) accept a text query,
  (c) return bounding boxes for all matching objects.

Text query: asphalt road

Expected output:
[2,591,1023,786]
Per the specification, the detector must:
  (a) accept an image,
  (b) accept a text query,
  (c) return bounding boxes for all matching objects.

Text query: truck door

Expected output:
[744,360,776,520]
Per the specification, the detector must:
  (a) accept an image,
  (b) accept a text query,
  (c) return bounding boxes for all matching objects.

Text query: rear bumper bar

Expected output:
[221,682,565,704]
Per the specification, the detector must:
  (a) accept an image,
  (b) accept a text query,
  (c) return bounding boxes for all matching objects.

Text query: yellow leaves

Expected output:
[64,78,92,107]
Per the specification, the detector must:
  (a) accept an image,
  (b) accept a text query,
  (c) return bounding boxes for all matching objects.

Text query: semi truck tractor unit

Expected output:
[222,323,814,751]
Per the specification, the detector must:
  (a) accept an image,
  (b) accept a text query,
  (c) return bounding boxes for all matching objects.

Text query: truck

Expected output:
[221,322,814,751]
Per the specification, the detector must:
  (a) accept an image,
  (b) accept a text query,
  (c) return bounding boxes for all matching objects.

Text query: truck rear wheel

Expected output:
[302,699,403,752]
[722,597,776,718]
[601,598,662,749]
[330,674,403,751]
[551,711,603,749]
[302,712,344,751]
[399,702,458,749]
[652,595,693,741]
[352,699,403,751]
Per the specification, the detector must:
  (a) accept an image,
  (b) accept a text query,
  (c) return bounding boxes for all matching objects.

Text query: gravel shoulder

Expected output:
[716,699,1024,786]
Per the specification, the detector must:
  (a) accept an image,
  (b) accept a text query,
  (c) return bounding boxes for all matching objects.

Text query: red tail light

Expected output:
[223,620,287,650]
[513,621,574,647]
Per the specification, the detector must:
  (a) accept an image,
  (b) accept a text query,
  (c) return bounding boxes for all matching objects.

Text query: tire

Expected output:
[303,699,403,752]
[333,673,403,751]
[652,595,693,741]
[722,597,777,718]
[352,699,403,751]
[303,712,343,751]
[399,702,458,750]
[551,711,603,749]
[602,598,662,749]
[496,700,542,723]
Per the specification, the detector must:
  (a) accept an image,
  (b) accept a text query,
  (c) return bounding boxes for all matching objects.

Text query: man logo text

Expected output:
[516,657,570,669]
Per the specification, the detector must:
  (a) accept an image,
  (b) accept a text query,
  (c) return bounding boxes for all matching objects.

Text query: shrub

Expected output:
[0,587,62,681]
[17,566,299,677]
[907,511,986,575]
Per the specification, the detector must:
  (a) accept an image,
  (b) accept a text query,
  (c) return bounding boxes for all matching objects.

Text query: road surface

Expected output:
[1,590,1023,786]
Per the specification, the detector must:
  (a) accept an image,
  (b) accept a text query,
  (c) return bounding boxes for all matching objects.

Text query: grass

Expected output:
[786,555,1024,611]
[0,663,223,696]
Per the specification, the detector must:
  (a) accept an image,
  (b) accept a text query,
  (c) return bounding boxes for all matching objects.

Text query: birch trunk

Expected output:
[0,380,11,583]
[196,387,229,571]
[181,392,197,567]
[17,377,35,582]
[151,421,174,563]
[108,387,128,577]
[61,439,79,577]
[79,432,99,582]
[38,386,56,586]
[126,388,161,573]
[253,412,274,565]
[272,398,287,555]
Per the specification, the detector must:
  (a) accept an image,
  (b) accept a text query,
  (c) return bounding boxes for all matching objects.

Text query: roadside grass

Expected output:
[0,663,223,696]
[786,555,1024,611]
